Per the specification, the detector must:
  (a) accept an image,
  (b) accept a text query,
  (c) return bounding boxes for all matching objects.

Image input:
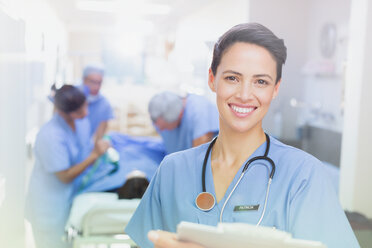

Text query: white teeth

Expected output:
[231,105,254,114]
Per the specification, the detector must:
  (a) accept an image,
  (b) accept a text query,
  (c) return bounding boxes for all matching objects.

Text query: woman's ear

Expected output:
[208,68,216,92]
[272,79,281,99]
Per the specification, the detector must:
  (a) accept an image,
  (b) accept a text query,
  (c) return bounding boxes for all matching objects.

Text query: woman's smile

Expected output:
[229,103,257,117]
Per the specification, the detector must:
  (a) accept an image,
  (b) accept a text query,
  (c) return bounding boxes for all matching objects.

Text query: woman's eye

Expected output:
[257,79,268,85]
[225,76,238,82]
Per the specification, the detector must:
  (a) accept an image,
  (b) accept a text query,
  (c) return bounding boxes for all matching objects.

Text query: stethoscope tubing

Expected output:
[202,137,217,192]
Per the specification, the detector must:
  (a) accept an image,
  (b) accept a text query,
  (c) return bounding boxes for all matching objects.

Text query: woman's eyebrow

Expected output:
[253,74,273,81]
[223,71,274,81]
[222,70,242,76]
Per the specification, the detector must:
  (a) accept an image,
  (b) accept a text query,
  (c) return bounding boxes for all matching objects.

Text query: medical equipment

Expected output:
[65,192,139,248]
[195,133,275,224]
[177,221,327,248]
[78,136,120,192]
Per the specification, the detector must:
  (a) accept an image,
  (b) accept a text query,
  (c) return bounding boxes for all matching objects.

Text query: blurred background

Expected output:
[0,0,371,247]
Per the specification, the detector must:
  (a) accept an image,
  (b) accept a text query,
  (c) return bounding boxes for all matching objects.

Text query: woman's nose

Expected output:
[236,81,254,101]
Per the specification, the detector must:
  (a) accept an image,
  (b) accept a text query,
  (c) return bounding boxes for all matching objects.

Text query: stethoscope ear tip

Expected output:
[195,192,216,211]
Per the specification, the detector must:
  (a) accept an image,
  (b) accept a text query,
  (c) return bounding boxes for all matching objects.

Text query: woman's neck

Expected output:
[212,125,266,169]
[58,111,75,131]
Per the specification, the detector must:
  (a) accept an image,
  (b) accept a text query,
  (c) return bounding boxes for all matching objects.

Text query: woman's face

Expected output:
[208,42,281,134]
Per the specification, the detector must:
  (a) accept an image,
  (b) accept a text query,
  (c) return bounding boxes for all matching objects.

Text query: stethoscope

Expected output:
[195,133,276,225]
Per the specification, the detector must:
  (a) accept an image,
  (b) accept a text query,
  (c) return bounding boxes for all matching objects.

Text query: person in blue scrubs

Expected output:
[125,23,360,248]
[81,64,114,142]
[148,91,219,154]
[25,85,110,248]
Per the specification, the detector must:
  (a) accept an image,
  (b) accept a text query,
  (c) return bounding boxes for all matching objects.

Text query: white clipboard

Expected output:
[177,221,327,248]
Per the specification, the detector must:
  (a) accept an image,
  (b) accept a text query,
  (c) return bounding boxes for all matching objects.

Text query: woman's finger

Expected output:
[148,230,205,248]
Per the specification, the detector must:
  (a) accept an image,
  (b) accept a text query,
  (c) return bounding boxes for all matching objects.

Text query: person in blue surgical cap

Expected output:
[25,85,110,248]
[125,23,360,248]
[148,91,219,154]
[81,63,114,143]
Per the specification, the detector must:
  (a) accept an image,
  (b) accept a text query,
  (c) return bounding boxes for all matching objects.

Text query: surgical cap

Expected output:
[82,63,105,78]
[126,170,147,180]
[148,91,183,123]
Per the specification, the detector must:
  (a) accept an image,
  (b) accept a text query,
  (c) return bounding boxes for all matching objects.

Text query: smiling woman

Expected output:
[208,42,280,135]
[124,23,360,248]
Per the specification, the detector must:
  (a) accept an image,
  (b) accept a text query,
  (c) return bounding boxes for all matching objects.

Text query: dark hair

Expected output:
[210,23,287,83]
[117,177,149,199]
[54,85,86,113]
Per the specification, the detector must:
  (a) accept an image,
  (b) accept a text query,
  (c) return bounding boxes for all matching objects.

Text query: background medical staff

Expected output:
[148,91,219,154]
[81,64,114,143]
[125,23,360,248]
[25,85,110,248]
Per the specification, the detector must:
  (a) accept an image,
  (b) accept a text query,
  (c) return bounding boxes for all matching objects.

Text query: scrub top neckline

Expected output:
[205,139,268,208]
[55,113,87,153]
[55,114,74,133]
[87,94,104,105]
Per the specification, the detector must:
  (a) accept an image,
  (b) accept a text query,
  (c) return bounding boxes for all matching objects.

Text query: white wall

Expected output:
[339,0,372,218]
[68,31,104,81]
[23,0,69,130]
[0,1,68,247]
[0,7,27,247]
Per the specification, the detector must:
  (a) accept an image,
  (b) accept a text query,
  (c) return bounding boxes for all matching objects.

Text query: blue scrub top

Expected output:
[25,114,92,247]
[125,136,360,248]
[87,94,114,137]
[159,94,219,154]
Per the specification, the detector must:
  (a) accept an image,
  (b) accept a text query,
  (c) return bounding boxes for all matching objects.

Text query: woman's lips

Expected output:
[229,104,257,117]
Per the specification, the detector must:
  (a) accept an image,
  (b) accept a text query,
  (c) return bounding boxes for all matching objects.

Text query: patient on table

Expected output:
[65,134,165,243]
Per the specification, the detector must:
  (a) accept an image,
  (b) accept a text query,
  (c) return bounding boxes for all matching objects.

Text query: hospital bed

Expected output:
[65,192,140,248]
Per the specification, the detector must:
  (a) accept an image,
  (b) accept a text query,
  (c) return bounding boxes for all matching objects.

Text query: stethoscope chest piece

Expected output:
[195,192,215,211]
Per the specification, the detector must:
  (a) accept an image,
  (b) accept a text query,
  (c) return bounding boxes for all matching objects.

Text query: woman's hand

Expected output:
[148,230,205,248]
[56,139,110,183]
[93,139,110,157]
